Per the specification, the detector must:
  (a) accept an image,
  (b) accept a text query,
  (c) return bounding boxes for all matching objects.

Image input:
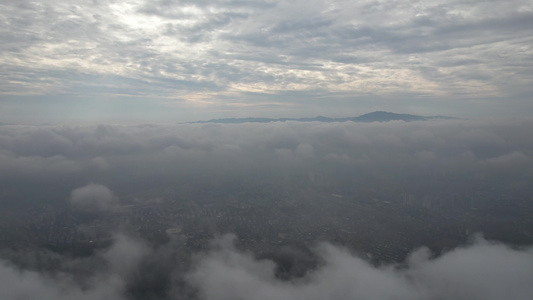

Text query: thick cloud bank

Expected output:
[191,235,533,300]
[0,119,532,203]
[1,234,532,300]
[1,119,532,179]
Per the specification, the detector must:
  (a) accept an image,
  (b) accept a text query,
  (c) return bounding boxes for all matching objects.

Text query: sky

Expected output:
[1,0,532,124]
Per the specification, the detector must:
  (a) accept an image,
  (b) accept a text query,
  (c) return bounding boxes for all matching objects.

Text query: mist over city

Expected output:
[1,0,533,299]
[1,117,533,299]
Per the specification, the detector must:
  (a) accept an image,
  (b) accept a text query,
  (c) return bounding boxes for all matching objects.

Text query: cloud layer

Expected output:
[189,235,533,300]
[0,234,146,300]
[1,0,532,122]
[0,119,532,197]
[1,233,532,300]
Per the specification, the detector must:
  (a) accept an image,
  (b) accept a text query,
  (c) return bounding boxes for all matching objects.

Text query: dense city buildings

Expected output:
[2,173,531,272]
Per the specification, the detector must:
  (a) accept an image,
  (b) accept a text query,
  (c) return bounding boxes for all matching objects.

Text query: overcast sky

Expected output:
[1,0,532,124]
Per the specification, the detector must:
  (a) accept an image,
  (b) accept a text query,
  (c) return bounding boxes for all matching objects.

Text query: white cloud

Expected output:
[189,234,533,300]
[0,230,531,300]
[69,183,121,213]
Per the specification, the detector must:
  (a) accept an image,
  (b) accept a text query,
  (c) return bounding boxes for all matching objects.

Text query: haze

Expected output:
[1,1,533,300]
[1,118,533,299]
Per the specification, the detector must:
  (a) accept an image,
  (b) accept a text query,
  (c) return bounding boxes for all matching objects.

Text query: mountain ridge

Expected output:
[188,111,456,124]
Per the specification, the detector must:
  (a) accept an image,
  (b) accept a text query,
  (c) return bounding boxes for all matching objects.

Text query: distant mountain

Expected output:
[352,111,426,122]
[189,111,455,124]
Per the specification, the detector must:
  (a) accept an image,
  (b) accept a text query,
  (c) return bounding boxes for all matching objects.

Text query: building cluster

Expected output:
[0,182,532,264]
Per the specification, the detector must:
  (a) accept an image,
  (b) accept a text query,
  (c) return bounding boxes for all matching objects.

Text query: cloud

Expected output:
[1,0,532,122]
[0,234,147,300]
[69,183,121,213]
[0,119,532,197]
[1,232,531,300]
[188,234,533,300]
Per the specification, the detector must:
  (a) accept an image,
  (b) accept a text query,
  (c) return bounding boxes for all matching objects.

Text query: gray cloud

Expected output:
[1,0,532,122]
[189,234,533,300]
[1,232,532,300]
[0,234,147,300]
[0,115,532,297]
[0,118,531,216]
[0,119,532,183]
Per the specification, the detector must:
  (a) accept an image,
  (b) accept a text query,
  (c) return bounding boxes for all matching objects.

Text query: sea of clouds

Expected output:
[1,118,532,299]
